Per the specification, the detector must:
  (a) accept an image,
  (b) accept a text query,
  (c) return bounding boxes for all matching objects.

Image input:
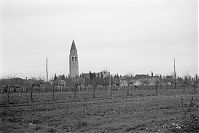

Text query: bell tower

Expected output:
[69,40,79,78]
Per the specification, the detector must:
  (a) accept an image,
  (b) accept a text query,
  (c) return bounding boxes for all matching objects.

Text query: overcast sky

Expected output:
[0,0,198,79]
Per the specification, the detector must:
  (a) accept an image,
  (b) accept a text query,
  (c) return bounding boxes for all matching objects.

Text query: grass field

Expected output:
[0,87,198,133]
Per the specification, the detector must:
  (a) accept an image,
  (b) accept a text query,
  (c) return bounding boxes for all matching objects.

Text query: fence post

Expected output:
[7,86,10,103]
[193,80,196,94]
[156,83,158,95]
[126,85,130,96]
[171,82,173,90]
[183,82,186,93]
[31,85,33,102]
[93,84,96,98]
[53,84,55,101]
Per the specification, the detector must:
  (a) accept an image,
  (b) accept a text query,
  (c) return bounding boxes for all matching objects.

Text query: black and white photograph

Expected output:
[0,0,198,132]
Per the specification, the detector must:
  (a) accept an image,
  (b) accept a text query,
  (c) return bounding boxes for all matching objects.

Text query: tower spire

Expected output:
[71,40,77,50]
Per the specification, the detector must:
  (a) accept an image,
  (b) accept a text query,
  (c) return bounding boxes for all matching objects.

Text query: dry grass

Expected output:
[0,88,198,133]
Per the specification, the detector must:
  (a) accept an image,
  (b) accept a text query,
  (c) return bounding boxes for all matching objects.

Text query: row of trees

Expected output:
[0,72,198,103]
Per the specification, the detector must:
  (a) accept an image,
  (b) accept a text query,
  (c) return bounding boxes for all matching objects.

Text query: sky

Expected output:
[0,0,198,79]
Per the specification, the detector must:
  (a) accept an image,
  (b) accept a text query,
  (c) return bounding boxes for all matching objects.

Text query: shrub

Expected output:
[182,113,199,132]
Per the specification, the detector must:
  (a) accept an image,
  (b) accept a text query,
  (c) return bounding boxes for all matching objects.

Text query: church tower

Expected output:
[69,40,79,78]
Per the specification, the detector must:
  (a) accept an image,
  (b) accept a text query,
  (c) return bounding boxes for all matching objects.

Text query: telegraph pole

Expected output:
[174,58,176,89]
[46,57,48,82]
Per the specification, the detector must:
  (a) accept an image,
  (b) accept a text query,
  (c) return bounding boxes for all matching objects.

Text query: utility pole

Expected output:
[174,58,176,89]
[46,57,48,82]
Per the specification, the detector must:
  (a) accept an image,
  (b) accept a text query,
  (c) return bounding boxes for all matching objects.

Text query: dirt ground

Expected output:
[0,91,198,133]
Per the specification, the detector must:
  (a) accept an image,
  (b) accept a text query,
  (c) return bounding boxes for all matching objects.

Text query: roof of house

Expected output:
[135,74,149,79]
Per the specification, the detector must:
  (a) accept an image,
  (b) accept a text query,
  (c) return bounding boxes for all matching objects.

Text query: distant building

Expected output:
[135,74,149,80]
[166,76,173,80]
[95,71,110,78]
[134,74,161,85]
[81,70,110,80]
[81,73,90,80]
[69,40,79,78]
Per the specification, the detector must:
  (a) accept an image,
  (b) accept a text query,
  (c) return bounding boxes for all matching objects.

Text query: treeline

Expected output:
[0,72,198,103]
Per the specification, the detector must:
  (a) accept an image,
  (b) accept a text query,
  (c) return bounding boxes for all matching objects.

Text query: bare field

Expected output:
[0,88,198,133]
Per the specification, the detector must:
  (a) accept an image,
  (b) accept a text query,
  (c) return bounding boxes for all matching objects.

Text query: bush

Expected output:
[167,96,199,132]
[182,113,199,132]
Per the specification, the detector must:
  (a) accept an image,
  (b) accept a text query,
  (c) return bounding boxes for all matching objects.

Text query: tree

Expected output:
[61,75,65,80]
[52,82,58,100]
[193,74,198,94]
[54,74,57,81]
[155,81,160,95]
[71,83,78,100]
[101,72,103,79]
[89,72,98,98]
[31,82,41,102]
[6,85,9,103]
[125,76,137,96]
[183,81,188,93]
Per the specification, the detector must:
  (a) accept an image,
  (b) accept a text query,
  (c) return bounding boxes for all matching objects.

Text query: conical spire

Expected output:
[70,40,77,55]
[71,40,77,50]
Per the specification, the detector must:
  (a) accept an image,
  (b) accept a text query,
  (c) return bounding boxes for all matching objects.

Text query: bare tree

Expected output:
[31,83,41,102]
[125,77,137,96]
[71,83,78,100]
[52,82,57,100]
[92,82,97,98]
[155,81,160,95]
[6,85,10,103]
[180,96,196,118]
[183,81,186,93]
[70,79,78,100]
[102,76,110,95]
[89,72,98,98]
[193,74,198,94]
